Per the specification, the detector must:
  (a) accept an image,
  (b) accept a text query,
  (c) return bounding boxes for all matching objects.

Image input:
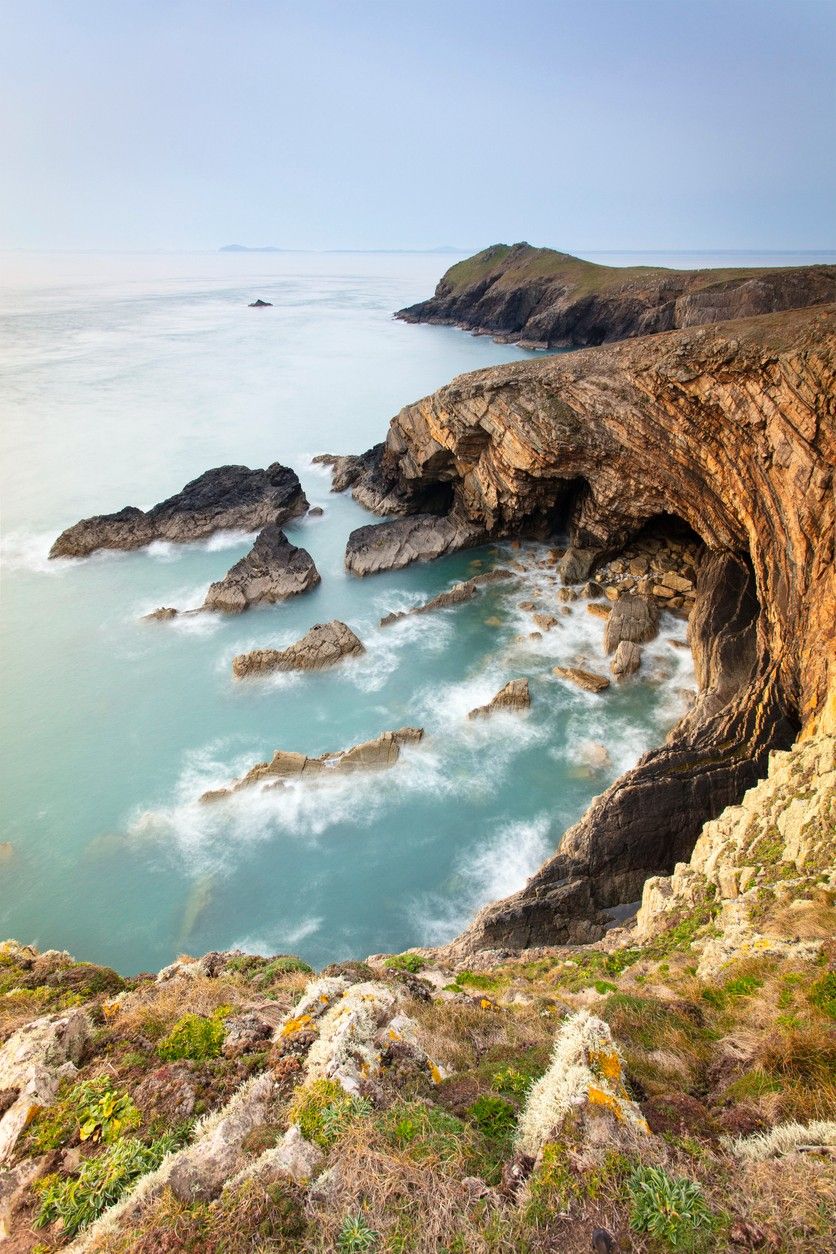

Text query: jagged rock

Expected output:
[229,1124,323,1187]
[203,525,320,613]
[603,595,660,653]
[365,306,833,953]
[50,463,307,558]
[557,547,599,584]
[345,514,486,576]
[313,445,416,515]
[468,679,531,720]
[0,1010,89,1163]
[166,1072,276,1203]
[611,640,642,677]
[143,606,178,622]
[532,612,559,631]
[201,728,424,801]
[232,620,364,677]
[395,241,836,348]
[248,298,272,307]
[587,603,611,619]
[553,666,610,693]
[379,568,512,626]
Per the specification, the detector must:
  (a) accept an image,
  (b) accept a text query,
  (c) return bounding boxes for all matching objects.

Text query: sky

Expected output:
[0,0,834,252]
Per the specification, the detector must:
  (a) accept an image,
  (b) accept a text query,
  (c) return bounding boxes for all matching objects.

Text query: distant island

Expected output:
[219,244,285,253]
[219,244,470,255]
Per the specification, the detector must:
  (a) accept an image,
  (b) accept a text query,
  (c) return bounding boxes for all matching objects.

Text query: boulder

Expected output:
[532,612,559,631]
[345,514,486,577]
[603,594,660,653]
[468,679,531,720]
[557,547,599,584]
[232,620,364,677]
[0,1010,89,1164]
[611,641,642,677]
[553,666,610,693]
[50,463,307,558]
[203,525,320,613]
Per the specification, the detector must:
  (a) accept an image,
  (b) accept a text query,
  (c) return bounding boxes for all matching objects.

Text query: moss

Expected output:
[377,1099,469,1165]
[157,1009,229,1062]
[383,952,427,974]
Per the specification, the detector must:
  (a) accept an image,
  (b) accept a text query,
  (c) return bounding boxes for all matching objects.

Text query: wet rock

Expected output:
[202,728,424,801]
[468,679,531,720]
[232,620,364,677]
[379,568,513,626]
[603,594,660,653]
[248,298,272,307]
[587,603,611,620]
[532,612,559,631]
[143,606,178,622]
[345,513,486,576]
[50,463,307,559]
[308,505,324,517]
[577,741,612,771]
[553,666,610,693]
[203,525,320,613]
[557,547,599,584]
[611,640,642,677]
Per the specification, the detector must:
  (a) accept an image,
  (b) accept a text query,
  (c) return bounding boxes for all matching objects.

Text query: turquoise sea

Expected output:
[2,248,826,974]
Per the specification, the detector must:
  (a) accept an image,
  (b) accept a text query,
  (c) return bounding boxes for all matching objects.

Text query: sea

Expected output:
[1,247,830,974]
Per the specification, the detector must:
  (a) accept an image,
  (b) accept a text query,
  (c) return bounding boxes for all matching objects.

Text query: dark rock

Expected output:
[248,298,272,307]
[203,525,319,613]
[345,514,486,576]
[379,567,513,626]
[557,547,599,584]
[50,463,307,559]
[232,620,364,677]
[395,241,836,348]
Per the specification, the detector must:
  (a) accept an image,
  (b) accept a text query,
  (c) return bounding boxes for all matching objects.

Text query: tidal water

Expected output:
[3,248,818,975]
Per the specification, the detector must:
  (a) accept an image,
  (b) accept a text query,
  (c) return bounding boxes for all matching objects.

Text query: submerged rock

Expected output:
[49,462,308,559]
[200,728,424,801]
[203,525,320,613]
[467,678,531,720]
[345,514,486,576]
[232,620,365,677]
[553,665,610,693]
[379,568,513,626]
[611,640,642,677]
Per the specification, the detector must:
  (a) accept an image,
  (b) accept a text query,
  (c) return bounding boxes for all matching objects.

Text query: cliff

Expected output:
[396,242,836,348]
[343,303,835,951]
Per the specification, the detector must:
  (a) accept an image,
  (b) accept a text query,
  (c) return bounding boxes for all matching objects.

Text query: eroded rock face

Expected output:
[232,620,365,677]
[553,666,610,693]
[603,595,659,653]
[396,242,836,349]
[203,525,320,613]
[200,728,424,801]
[345,513,486,576]
[49,463,308,558]
[468,679,531,720]
[360,304,834,950]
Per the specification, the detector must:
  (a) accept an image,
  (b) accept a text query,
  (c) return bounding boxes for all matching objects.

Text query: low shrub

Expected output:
[383,953,426,974]
[628,1164,716,1249]
[157,1008,229,1062]
[26,1077,140,1153]
[466,1094,517,1140]
[337,1213,378,1251]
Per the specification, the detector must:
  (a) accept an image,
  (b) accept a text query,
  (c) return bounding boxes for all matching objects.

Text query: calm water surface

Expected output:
[2,249,807,972]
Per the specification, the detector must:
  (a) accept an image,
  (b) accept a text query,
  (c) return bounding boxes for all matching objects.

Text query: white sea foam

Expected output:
[146,529,257,561]
[230,916,323,955]
[412,813,553,943]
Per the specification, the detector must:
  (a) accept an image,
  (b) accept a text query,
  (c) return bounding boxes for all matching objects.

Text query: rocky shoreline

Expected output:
[395,241,836,349]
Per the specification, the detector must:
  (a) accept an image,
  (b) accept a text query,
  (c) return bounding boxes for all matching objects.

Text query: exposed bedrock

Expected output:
[358,305,835,950]
[395,241,836,349]
[202,525,319,613]
[345,513,486,576]
[232,619,364,677]
[49,463,308,559]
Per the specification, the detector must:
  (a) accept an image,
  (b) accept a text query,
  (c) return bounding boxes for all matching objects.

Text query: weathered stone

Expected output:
[201,728,424,801]
[232,620,364,677]
[603,595,660,653]
[468,679,531,720]
[553,666,610,693]
[50,463,307,559]
[379,568,512,626]
[557,547,599,584]
[345,514,486,577]
[611,641,642,677]
[532,612,559,631]
[587,603,611,620]
[203,525,320,613]
[0,1011,89,1164]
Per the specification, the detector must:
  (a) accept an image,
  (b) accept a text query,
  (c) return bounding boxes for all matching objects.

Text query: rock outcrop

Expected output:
[49,463,308,559]
[232,620,364,677]
[351,304,834,950]
[396,241,836,349]
[553,666,610,694]
[200,728,424,801]
[467,678,531,720]
[345,513,486,577]
[379,568,513,626]
[203,525,320,613]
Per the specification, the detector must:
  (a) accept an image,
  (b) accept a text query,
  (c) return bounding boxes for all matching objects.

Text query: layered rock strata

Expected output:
[396,241,836,349]
[379,567,513,626]
[467,678,531,719]
[203,525,320,613]
[345,514,486,577]
[49,463,308,559]
[200,728,424,802]
[232,620,364,678]
[356,304,835,950]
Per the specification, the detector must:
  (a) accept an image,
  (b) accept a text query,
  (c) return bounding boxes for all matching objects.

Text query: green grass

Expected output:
[157,1009,229,1062]
[383,952,427,974]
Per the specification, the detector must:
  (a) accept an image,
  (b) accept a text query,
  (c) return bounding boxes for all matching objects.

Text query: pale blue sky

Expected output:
[1,0,833,251]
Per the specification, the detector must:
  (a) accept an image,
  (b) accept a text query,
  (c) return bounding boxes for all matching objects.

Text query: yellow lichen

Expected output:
[428,1061,443,1085]
[586,1086,624,1120]
[280,1012,314,1038]
[589,1048,622,1083]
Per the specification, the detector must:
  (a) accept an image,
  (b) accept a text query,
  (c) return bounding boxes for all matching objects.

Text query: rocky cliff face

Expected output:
[396,242,836,348]
[353,304,835,950]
